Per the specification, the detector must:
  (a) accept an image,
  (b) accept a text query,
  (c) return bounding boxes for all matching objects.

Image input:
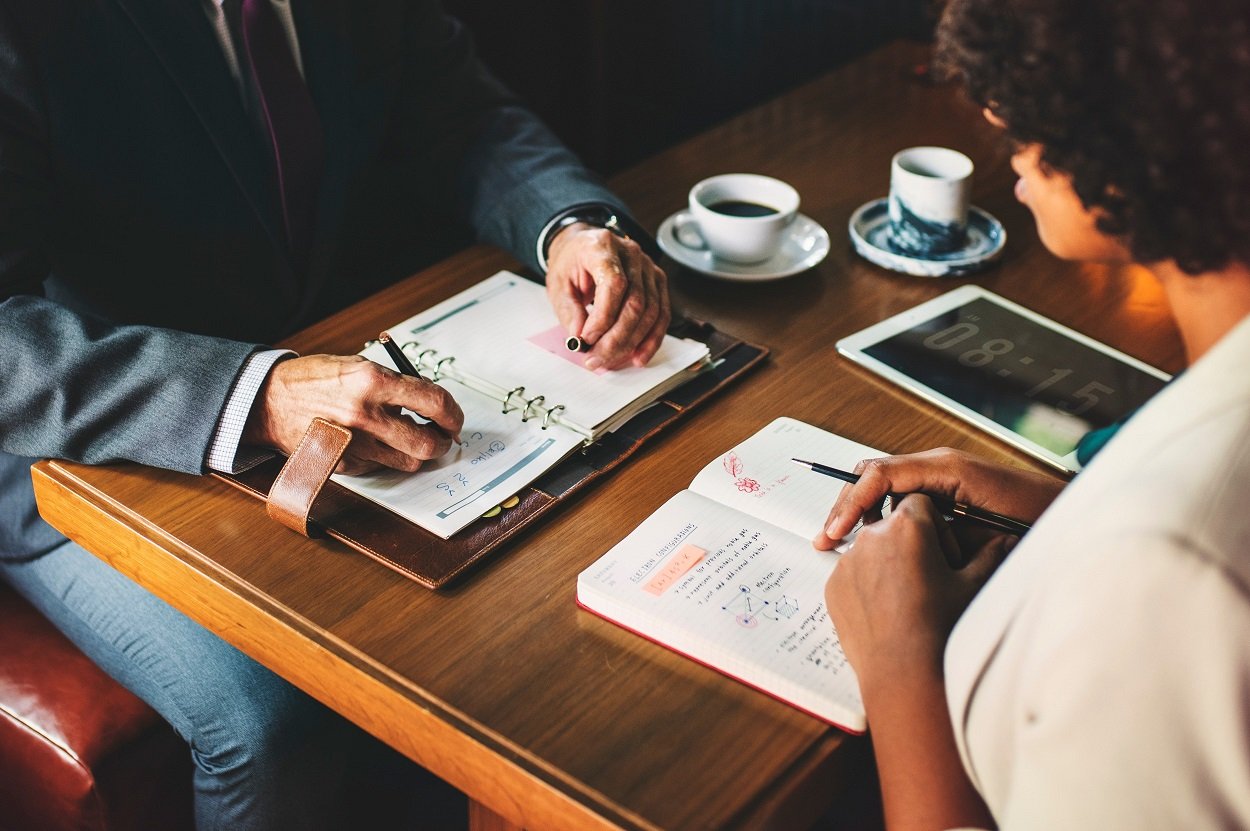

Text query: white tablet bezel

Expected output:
[835,285,1172,475]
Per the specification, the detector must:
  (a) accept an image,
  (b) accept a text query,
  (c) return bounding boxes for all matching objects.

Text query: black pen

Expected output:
[379,331,423,378]
[791,458,1031,536]
[379,332,460,444]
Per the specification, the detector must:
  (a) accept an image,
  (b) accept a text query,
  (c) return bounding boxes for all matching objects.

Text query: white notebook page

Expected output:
[577,490,864,729]
[689,417,884,540]
[389,271,709,432]
[331,372,583,539]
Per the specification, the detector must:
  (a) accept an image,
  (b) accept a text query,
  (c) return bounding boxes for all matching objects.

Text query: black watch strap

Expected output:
[539,203,660,267]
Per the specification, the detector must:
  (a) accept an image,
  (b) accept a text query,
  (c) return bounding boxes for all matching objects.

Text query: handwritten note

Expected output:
[578,490,863,727]
[331,364,583,538]
[643,544,706,595]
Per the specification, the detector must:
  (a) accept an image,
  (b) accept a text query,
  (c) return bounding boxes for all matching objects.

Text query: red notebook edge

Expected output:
[574,595,867,736]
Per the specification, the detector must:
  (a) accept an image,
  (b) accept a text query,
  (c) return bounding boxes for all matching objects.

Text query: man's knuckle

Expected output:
[860,458,889,479]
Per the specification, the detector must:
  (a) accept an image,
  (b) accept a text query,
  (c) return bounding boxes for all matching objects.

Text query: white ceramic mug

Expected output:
[887,146,973,256]
[673,173,800,263]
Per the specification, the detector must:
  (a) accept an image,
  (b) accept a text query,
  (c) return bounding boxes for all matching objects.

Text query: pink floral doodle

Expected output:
[724,453,759,493]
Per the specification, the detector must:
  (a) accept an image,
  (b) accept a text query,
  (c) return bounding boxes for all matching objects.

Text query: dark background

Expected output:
[443,1,936,175]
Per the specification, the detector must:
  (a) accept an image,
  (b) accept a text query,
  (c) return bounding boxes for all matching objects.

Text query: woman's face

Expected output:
[990,112,1128,262]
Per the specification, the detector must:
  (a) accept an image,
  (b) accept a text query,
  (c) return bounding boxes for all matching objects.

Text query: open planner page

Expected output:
[332,341,584,539]
[389,271,709,434]
[577,489,865,730]
[688,417,884,540]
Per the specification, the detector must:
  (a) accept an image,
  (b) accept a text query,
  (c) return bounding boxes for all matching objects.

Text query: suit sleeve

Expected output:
[395,2,640,274]
[0,7,261,474]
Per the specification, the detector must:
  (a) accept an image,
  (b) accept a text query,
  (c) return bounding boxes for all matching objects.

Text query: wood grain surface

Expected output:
[31,41,1183,831]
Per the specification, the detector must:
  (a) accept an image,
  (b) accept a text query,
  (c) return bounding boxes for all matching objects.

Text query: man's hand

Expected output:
[813,447,1063,551]
[545,222,671,371]
[242,355,464,475]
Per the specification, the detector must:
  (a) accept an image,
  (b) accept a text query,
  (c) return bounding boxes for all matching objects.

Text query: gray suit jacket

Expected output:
[0,0,629,559]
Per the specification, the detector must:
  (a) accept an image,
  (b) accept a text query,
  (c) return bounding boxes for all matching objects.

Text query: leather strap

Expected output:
[266,418,352,537]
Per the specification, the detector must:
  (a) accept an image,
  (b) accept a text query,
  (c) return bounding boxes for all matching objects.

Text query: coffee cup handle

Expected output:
[672,212,708,251]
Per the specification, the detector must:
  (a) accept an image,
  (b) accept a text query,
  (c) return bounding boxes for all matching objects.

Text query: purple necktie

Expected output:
[239,0,324,266]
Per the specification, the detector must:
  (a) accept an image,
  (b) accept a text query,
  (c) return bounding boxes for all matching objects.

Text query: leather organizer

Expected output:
[213,318,768,588]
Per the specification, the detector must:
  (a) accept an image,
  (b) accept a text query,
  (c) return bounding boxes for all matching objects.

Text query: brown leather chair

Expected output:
[0,581,193,831]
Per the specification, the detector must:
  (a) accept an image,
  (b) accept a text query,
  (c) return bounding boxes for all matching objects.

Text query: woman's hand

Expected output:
[827,493,1004,831]
[825,494,1014,689]
[813,447,1063,551]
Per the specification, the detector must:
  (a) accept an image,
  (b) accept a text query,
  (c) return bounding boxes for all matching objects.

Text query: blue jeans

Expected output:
[1,540,449,830]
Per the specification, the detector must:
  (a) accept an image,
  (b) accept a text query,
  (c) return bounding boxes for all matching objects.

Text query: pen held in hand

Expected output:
[790,458,1031,536]
[378,331,461,445]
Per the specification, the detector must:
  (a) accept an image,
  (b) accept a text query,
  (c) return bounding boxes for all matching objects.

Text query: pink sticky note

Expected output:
[527,325,607,374]
[644,544,706,596]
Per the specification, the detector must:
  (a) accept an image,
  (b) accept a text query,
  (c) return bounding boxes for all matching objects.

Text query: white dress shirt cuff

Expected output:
[206,349,295,473]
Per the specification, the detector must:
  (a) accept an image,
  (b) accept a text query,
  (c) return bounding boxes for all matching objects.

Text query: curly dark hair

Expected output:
[936,0,1250,274]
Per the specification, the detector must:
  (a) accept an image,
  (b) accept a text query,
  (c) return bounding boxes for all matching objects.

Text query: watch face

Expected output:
[860,297,1169,456]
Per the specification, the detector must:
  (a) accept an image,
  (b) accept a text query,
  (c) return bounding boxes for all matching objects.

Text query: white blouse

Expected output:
[945,313,1250,829]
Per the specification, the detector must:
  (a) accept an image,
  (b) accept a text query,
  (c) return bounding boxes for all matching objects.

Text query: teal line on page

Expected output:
[409,280,517,336]
[436,437,556,518]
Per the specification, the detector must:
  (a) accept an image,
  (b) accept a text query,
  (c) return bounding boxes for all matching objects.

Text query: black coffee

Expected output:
[706,199,778,218]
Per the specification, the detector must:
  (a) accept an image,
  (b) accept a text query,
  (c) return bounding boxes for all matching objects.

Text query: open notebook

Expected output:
[332,271,711,538]
[577,417,883,731]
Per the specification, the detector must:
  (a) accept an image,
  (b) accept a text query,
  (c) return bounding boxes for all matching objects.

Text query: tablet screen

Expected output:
[859,296,1169,457]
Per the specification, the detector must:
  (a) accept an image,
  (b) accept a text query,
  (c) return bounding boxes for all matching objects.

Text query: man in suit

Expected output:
[0,0,669,827]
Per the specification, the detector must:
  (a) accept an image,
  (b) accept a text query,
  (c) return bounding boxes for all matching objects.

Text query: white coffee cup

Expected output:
[887,146,973,256]
[673,173,800,264]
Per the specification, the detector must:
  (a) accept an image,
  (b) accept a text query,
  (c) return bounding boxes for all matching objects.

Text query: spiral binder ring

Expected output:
[519,395,545,422]
[415,348,437,370]
[433,356,455,381]
[502,386,526,414]
[541,403,565,430]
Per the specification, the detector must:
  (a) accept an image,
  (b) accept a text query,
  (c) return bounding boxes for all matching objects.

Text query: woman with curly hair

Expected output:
[814,1,1250,828]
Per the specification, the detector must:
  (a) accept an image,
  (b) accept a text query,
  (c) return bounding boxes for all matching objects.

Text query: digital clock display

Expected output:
[861,297,1169,456]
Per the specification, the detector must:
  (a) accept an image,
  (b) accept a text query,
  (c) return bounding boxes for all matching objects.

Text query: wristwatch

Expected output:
[537,203,659,271]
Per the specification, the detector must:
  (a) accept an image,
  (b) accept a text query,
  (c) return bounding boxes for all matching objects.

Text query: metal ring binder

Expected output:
[502,386,526,414]
[433,356,455,381]
[520,395,545,422]
[541,404,565,430]
[415,349,438,371]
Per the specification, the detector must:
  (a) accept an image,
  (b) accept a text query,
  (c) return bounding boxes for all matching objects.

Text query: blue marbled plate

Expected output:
[848,197,1006,277]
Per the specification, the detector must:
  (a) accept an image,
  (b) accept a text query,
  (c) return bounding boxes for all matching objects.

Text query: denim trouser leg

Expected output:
[0,539,356,831]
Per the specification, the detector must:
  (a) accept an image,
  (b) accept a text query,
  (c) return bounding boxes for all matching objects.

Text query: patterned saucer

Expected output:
[848,197,1006,277]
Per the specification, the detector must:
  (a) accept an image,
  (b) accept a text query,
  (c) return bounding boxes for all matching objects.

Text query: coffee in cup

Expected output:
[674,173,800,263]
[887,146,973,257]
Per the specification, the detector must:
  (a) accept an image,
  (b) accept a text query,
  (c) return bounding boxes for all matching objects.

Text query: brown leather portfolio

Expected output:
[212,318,768,588]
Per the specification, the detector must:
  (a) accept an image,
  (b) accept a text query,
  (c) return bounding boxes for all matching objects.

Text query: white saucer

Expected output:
[657,210,830,281]
[848,198,1006,277]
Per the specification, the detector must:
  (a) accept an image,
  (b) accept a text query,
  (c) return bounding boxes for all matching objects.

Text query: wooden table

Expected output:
[30,41,1184,831]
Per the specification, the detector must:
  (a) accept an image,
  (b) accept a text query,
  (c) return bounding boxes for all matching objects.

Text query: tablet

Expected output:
[836,285,1171,474]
